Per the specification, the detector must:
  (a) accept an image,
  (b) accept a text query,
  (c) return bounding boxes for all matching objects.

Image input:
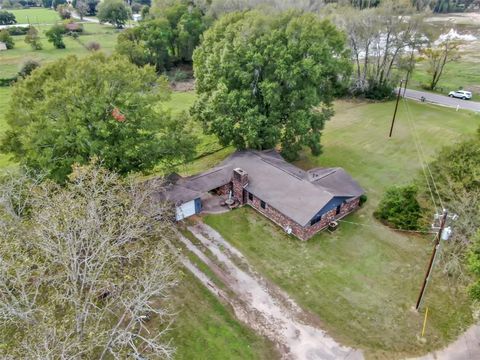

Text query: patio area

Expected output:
[200,193,231,214]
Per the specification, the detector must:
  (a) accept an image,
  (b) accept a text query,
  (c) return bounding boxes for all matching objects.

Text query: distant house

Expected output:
[162,150,364,240]
[0,42,7,51]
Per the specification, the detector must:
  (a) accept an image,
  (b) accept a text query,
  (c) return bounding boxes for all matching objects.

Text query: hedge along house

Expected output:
[162,150,364,240]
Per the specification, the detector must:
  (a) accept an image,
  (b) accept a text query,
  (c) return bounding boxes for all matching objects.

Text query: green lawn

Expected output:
[0,87,13,169]
[165,269,276,360]
[8,8,60,25]
[203,100,480,359]
[0,23,119,78]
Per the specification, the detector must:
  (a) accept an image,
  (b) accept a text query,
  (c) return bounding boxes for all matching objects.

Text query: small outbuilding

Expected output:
[0,42,7,51]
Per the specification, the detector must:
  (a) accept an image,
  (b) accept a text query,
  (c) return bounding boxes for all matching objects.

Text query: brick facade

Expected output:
[213,167,360,241]
[246,192,360,241]
[214,183,232,196]
[232,168,248,205]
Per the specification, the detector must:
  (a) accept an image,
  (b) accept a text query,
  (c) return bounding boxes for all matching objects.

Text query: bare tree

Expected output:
[0,162,177,359]
[419,37,460,90]
[336,0,425,94]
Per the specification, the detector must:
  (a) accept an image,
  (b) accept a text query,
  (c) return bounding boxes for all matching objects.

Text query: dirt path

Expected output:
[180,222,363,360]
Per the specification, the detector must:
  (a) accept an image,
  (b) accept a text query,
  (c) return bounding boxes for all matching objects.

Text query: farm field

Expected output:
[203,99,480,358]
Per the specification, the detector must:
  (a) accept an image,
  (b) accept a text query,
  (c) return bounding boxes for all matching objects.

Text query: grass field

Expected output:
[0,23,119,78]
[166,270,276,360]
[8,8,60,25]
[203,100,480,359]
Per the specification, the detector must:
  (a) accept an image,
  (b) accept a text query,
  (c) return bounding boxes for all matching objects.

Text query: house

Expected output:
[0,42,7,51]
[162,150,364,240]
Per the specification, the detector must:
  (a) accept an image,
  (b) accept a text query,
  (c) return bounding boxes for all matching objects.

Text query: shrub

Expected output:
[63,19,83,33]
[86,41,100,51]
[374,185,422,230]
[24,26,42,50]
[46,24,66,49]
[0,29,14,49]
[18,59,40,78]
[359,194,368,206]
[363,80,395,100]
[57,4,72,19]
[7,25,29,35]
[131,2,142,13]
[0,77,17,86]
[0,10,17,25]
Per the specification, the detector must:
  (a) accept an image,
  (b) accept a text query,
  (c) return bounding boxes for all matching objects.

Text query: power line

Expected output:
[401,98,444,212]
[336,219,434,235]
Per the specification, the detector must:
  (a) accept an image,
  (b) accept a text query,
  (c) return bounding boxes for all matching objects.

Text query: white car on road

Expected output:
[448,90,472,100]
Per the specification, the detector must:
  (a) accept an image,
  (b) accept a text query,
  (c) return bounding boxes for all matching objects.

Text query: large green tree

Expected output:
[191,11,351,160]
[1,54,197,182]
[117,1,208,71]
[97,0,131,28]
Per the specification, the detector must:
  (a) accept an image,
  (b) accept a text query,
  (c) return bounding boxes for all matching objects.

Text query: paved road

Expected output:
[402,88,480,112]
[410,323,480,360]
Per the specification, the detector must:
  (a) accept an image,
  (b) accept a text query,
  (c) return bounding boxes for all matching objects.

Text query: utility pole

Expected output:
[389,79,404,138]
[415,210,450,311]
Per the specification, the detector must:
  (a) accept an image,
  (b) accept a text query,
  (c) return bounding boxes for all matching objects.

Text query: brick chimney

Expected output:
[232,168,248,204]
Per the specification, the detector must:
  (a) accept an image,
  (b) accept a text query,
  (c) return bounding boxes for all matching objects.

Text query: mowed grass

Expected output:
[204,100,480,359]
[165,270,276,360]
[8,8,60,25]
[0,87,13,169]
[0,23,119,78]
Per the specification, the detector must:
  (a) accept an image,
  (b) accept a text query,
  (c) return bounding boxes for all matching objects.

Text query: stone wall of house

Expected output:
[214,183,232,196]
[246,192,360,241]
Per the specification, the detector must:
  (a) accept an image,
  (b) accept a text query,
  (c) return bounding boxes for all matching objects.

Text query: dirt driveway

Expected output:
[176,221,363,360]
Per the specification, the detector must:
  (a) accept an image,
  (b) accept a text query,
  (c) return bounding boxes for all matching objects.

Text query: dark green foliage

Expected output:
[52,0,67,9]
[97,0,131,28]
[18,60,40,78]
[86,0,99,16]
[117,18,172,71]
[7,26,30,36]
[362,80,395,100]
[374,185,422,230]
[192,11,351,161]
[0,77,16,87]
[1,54,197,182]
[42,0,53,7]
[45,24,66,49]
[468,232,480,301]
[0,10,16,25]
[116,2,208,71]
[359,194,368,206]
[0,29,14,49]
[428,139,480,197]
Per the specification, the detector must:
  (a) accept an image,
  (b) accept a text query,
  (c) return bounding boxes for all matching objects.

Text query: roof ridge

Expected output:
[187,165,231,181]
[258,156,305,181]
